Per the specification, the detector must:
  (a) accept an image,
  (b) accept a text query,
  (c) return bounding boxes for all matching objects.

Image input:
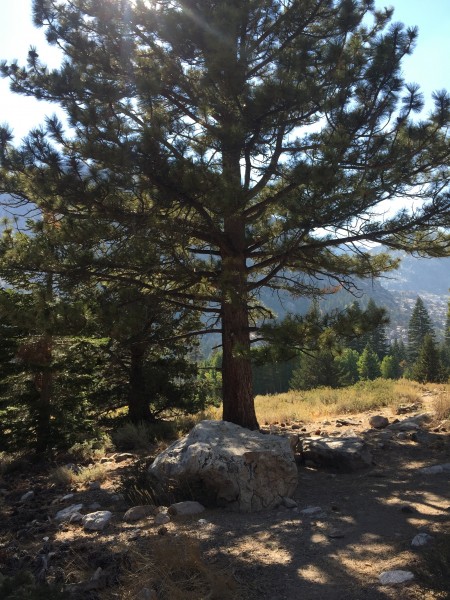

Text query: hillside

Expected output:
[258,253,450,344]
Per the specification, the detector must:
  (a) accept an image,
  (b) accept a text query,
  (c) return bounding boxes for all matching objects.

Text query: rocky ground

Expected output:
[0,390,449,600]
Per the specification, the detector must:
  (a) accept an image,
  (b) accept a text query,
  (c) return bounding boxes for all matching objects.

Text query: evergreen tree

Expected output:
[290,349,337,391]
[442,297,450,370]
[411,334,443,383]
[380,355,397,379]
[335,348,360,386]
[357,344,381,380]
[1,1,450,429]
[0,289,108,453]
[365,299,389,359]
[90,284,207,423]
[408,297,434,364]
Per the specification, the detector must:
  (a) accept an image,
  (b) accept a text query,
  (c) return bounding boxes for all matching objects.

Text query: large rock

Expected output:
[149,420,298,512]
[300,436,372,472]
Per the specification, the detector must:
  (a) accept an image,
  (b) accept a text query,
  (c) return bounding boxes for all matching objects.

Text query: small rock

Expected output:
[300,506,324,516]
[282,497,298,509]
[336,418,359,426]
[114,453,135,463]
[69,512,83,524]
[61,494,75,502]
[139,588,158,600]
[327,529,345,539]
[55,504,84,522]
[411,533,434,547]
[198,519,208,526]
[168,501,205,516]
[82,511,113,531]
[389,420,420,432]
[88,481,101,491]
[88,502,102,511]
[369,416,389,429]
[123,505,156,523]
[129,529,142,540]
[419,464,450,475]
[379,570,414,585]
[20,491,34,503]
[155,513,171,525]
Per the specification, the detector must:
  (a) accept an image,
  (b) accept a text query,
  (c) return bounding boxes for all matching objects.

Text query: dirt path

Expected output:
[0,393,449,599]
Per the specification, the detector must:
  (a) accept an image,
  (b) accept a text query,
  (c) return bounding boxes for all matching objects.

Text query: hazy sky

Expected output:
[0,0,449,142]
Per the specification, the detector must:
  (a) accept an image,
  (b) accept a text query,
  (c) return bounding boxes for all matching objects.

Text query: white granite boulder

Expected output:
[149,420,298,512]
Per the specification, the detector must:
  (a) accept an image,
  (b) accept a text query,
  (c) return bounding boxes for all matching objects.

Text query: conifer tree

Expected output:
[442,297,450,370]
[357,343,381,380]
[408,297,434,364]
[365,299,389,359]
[411,334,443,383]
[380,355,397,379]
[335,348,360,386]
[1,0,450,428]
[290,349,337,391]
[387,338,406,378]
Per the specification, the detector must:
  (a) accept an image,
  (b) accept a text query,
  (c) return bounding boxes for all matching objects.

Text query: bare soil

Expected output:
[0,391,449,600]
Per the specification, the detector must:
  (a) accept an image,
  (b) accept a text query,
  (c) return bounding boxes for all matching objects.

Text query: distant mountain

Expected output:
[371,250,450,296]
[256,251,450,345]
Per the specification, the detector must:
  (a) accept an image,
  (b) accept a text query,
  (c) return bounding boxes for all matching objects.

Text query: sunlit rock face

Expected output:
[149,420,298,512]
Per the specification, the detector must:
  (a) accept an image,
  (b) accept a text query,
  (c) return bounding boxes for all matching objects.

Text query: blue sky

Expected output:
[0,0,449,142]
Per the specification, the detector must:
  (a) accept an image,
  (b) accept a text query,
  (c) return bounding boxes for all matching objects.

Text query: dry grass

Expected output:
[112,536,240,600]
[254,379,427,424]
[49,463,109,487]
[433,388,450,421]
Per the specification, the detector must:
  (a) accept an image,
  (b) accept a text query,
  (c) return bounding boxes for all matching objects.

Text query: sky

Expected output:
[0,0,449,142]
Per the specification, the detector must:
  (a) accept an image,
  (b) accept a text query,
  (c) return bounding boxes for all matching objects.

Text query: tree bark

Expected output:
[220,216,259,430]
[128,346,153,423]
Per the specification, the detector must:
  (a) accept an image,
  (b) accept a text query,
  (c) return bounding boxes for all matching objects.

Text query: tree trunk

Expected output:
[128,347,153,423]
[220,216,259,430]
[34,335,53,454]
[221,298,258,429]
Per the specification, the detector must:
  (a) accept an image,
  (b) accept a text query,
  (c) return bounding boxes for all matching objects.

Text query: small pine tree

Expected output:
[411,334,443,383]
[380,355,398,379]
[357,344,381,380]
[335,348,360,387]
[408,297,434,364]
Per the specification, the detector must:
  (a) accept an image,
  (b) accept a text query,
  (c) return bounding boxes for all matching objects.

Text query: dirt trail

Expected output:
[0,392,449,599]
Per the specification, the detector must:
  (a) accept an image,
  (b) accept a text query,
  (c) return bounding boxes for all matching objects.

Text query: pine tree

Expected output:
[380,355,397,379]
[408,297,434,364]
[335,348,360,386]
[442,297,450,370]
[387,339,406,379]
[1,1,450,429]
[357,344,381,380]
[290,349,337,391]
[411,334,443,383]
[365,299,389,359]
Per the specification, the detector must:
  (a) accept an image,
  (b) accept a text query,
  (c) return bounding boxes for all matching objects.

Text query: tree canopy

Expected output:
[1,0,450,429]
